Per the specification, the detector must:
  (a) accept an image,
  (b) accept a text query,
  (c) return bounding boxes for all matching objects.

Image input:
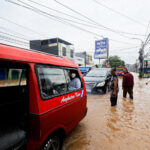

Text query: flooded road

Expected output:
[63,73,150,150]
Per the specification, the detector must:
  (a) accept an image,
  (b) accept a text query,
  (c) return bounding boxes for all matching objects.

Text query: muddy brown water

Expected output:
[63,73,150,150]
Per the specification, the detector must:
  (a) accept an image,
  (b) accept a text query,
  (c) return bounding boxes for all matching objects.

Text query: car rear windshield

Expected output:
[86,69,107,77]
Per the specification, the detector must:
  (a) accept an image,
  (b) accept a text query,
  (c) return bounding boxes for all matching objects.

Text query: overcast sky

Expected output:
[1,0,150,64]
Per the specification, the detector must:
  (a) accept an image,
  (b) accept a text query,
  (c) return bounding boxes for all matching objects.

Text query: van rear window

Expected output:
[36,65,83,99]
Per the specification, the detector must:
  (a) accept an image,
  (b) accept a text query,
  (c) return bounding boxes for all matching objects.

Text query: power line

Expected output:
[93,0,146,27]
[6,0,138,45]
[0,25,33,39]
[144,33,150,46]
[0,38,28,47]
[0,34,29,46]
[0,31,29,41]
[0,30,41,48]
[6,0,143,43]
[0,35,139,57]
[53,0,146,38]
[26,0,110,29]
[0,16,45,37]
[17,0,134,40]
[112,46,139,52]
[6,0,103,37]
[14,0,107,31]
[27,0,98,26]
[54,0,117,30]
[28,1,146,44]
[144,21,150,43]
[0,31,47,49]
[0,34,29,45]
[27,0,146,37]
[145,21,150,35]
[0,40,26,48]
[76,46,140,54]
[0,31,139,54]
[24,1,140,43]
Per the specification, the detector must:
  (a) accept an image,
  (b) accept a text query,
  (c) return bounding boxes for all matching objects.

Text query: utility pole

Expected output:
[138,34,150,76]
[139,47,144,75]
[133,34,150,77]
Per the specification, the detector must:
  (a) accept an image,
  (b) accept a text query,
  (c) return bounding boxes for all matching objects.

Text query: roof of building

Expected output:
[43,38,73,45]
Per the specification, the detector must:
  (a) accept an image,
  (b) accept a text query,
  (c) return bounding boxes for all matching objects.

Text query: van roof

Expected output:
[0,44,77,68]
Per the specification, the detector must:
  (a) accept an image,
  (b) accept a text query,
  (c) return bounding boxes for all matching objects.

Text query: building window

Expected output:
[70,49,74,58]
[62,47,66,56]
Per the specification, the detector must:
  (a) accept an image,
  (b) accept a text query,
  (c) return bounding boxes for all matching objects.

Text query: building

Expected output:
[86,54,93,65]
[75,52,94,66]
[74,56,85,66]
[30,38,74,60]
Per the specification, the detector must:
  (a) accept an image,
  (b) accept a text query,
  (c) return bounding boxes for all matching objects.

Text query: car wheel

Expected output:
[42,134,63,150]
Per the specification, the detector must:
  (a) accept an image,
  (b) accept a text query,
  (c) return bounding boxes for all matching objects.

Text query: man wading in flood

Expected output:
[122,67,134,99]
[110,68,119,106]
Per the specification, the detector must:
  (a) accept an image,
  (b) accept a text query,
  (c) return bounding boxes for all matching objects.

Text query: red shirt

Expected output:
[122,72,134,87]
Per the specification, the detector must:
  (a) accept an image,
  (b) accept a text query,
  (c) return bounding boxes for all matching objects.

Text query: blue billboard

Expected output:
[95,38,109,59]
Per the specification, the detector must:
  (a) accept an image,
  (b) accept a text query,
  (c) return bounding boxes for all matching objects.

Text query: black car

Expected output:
[84,68,112,94]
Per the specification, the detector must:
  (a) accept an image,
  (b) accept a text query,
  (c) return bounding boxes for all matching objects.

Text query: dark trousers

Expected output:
[123,87,133,99]
[110,94,118,106]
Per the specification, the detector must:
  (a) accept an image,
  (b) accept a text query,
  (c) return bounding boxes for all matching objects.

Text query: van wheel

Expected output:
[42,134,63,150]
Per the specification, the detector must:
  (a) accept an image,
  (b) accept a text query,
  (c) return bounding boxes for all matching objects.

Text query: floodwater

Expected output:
[63,73,150,150]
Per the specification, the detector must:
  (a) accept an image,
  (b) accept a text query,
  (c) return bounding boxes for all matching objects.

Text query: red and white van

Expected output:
[0,44,87,150]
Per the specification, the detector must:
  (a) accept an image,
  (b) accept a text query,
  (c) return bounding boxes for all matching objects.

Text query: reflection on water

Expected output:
[63,73,150,150]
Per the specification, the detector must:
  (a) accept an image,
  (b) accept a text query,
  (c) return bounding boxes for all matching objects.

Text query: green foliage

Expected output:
[139,72,144,78]
[103,55,125,68]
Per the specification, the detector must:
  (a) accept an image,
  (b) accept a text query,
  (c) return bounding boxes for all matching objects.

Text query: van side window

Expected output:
[37,67,68,98]
[0,68,27,87]
[0,68,7,87]
[8,69,21,86]
[65,69,82,92]
[0,63,28,150]
[20,70,27,85]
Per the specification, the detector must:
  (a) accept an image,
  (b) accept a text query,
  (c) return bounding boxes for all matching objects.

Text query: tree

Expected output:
[103,55,125,68]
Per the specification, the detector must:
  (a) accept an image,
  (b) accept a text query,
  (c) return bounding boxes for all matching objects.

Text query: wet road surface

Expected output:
[63,73,150,150]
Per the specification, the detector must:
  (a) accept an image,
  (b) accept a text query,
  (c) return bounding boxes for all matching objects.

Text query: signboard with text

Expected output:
[94,38,109,59]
